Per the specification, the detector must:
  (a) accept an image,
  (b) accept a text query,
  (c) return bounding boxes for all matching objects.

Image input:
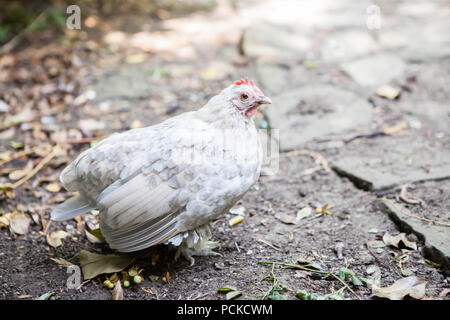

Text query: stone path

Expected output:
[235,0,450,271]
[87,0,449,273]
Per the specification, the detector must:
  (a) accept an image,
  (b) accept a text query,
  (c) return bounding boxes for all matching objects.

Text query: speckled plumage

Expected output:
[51,81,271,261]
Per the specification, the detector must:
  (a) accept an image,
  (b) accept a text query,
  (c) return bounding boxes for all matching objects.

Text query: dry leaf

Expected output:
[229,215,244,226]
[46,230,71,247]
[112,280,124,300]
[0,127,15,140]
[376,85,401,100]
[296,207,313,221]
[315,203,332,216]
[10,212,31,235]
[50,257,74,267]
[372,276,427,300]
[130,119,144,129]
[382,232,417,250]
[85,230,103,243]
[4,108,35,126]
[141,287,154,295]
[9,169,27,181]
[439,288,450,297]
[45,183,61,193]
[9,161,33,181]
[78,250,135,280]
[0,213,13,228]
[229,206,246,216]
[125,53,146,64]
[275,213,297,224]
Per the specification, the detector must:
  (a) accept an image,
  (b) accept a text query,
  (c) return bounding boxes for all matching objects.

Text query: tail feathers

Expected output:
[51,195,93,221]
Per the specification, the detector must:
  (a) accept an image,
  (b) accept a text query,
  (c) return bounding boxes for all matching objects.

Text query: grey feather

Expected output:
[50,195,93,221]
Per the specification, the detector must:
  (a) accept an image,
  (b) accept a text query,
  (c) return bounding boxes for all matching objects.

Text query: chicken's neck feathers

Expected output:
[196,95,254,130]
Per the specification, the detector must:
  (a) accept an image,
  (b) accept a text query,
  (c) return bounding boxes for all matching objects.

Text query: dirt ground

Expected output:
[0,0,449,300]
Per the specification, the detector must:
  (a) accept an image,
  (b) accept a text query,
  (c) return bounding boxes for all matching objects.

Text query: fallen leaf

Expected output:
[376,85,401,100]
[296,207,313,221]
[315,203,332,216]
[34,292,55,300]
[10,141,24,149]
[86,228,105,242]
[297,290,323,300]
[229,206,246,216]
[162,271,170,284]
[9,169,28,181]
[226,290,242,300]
[130,119,144,129]
[0,213,13,228]
[371,276,427,300]
[218,285,237,292]
[9,212,31,235]
[229,215,244,226]
[50,257,74,267]
[141,287,154,295]
[367,240,386,249]
[439,288,450,297]
[45,183,61,193]
[8,161,33,181]
[112,280,124,300]
[275,213,296,224]
[125,53,147,64]
[382,232,417,250]
[3,108,35,127]
[0,127,15,139]
[46,230,71,248]
[85,231,103,243]
[78,250,135,280]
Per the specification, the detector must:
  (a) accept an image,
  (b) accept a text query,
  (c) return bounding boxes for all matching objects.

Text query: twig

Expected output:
[261,262,278,300]
[258,261,361,299]
[279,149,332,173]
[395,205,450,227]
[0,10,48,55]
[316,131,385,144]
[398,184,424,206]
[256,239,282,252]
[9,145,61,189]
[315,121,407,144]
[365,242,391,270]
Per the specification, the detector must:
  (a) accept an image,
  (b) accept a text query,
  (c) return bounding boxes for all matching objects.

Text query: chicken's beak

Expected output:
[257,96,272,105]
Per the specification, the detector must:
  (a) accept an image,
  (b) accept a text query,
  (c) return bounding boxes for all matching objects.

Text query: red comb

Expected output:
[234,77,264,95]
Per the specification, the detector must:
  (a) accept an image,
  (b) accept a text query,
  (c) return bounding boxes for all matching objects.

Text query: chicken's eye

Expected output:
[240,93,249,101]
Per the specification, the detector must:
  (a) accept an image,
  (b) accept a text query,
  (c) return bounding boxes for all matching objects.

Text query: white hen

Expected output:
[51,78,272,264]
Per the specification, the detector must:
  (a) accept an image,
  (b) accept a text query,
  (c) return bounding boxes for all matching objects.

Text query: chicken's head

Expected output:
[227,78,272,117]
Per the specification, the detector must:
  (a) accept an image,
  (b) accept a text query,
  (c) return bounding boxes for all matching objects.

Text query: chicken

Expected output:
[51,78,272,264]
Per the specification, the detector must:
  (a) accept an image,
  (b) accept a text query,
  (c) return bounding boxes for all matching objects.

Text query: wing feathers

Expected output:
[51,195,93,221]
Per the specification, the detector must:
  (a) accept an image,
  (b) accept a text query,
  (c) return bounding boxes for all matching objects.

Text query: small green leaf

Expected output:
[351,275,363,286]
[268,291,287,300]
[10,141,24,149]
[34,292,55,300]
[218,285,237,292]
[226,290,242,300]
[402,268,414,277]
[86,228,106,242]
[296,290,320,300]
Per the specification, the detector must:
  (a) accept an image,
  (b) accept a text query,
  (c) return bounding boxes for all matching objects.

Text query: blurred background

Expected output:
[0,0,449,300]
